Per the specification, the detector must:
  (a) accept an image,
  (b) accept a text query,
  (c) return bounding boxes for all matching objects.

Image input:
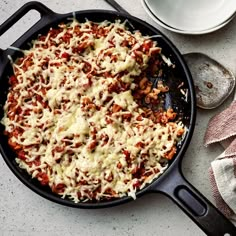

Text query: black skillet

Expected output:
[0,2,235,235]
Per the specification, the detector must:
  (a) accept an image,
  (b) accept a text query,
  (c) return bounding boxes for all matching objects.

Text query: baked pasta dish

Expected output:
[1,19,186,202]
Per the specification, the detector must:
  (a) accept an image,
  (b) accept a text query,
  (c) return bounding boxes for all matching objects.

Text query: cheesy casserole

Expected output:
[1,19,185,202]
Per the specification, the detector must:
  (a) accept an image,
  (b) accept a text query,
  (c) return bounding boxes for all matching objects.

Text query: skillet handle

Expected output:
[104,0,130,15]
[0,1,54,37]
[0,1,56,71]
[150,168,236,236]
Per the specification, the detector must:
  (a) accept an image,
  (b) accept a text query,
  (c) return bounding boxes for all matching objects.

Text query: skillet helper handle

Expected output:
[152,169,236,236]
[0,1,54,37]
[0,1,55,68]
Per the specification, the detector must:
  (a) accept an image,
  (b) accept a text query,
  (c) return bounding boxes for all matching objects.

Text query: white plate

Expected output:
[142,0,236,34]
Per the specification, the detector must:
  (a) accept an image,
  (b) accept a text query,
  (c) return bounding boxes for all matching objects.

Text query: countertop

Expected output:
[0,0,236,235]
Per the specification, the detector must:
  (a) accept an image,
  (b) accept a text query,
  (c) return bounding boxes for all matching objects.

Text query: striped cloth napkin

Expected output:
[204,90,236,220]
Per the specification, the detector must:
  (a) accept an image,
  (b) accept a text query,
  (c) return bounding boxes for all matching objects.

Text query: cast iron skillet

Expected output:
[0,2,235,235]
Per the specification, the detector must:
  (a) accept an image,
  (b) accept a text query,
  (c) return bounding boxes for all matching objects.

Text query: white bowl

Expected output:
[142,0,236,34]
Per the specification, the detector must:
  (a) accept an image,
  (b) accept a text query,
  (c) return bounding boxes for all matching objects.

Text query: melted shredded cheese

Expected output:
[1,19,185,202]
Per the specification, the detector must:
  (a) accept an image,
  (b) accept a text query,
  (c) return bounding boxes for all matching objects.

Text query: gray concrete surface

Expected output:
[0,0,236,235]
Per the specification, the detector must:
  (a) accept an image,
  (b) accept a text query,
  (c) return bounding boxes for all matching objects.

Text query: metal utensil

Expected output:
[184,53,235,109]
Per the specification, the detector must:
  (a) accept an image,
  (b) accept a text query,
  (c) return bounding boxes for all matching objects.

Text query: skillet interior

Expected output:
[0,10,195,208]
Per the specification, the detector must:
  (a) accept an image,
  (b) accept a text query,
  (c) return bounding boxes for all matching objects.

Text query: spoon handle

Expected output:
[104,0,130,15]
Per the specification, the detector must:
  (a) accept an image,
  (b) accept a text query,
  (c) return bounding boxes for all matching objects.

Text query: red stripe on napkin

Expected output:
[209,167,235,218]
[204,101,236,146]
